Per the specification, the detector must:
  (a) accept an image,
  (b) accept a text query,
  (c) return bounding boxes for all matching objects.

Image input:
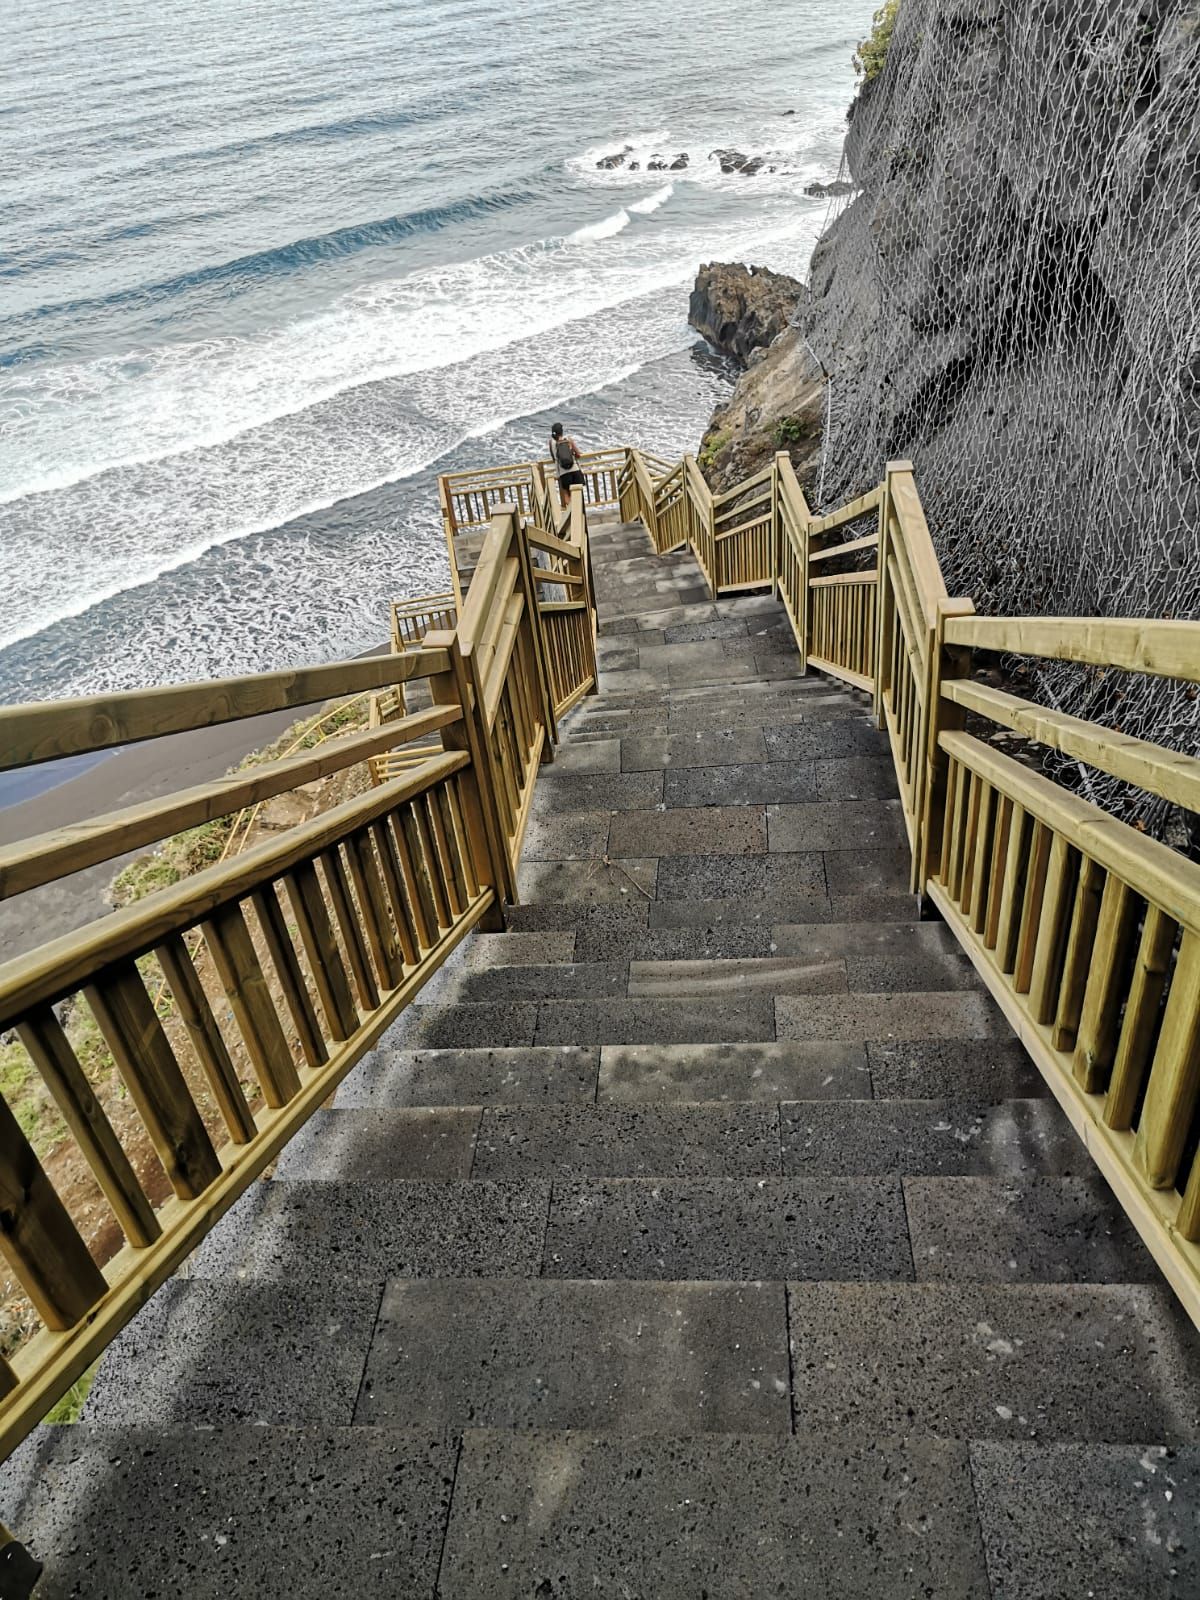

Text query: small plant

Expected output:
[854,0,901,83]
[698,430,730,470]
[44,1361,98,1423]
[773,416,808,448]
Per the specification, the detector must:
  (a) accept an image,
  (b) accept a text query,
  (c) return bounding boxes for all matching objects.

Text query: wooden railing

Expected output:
[620,439,1200,1329]
[390,592,457,655]
[0,498,596,1459]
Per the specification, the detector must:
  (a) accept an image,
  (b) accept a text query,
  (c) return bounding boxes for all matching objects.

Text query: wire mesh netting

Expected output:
[801,0,1200,834]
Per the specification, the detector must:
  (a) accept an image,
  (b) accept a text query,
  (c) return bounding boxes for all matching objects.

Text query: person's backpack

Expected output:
[556,438,576,472]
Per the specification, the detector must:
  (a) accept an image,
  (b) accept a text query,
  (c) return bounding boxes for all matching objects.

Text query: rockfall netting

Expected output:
[801,0,1200,834]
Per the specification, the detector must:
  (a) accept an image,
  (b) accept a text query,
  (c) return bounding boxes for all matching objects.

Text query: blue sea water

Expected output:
[0,0,873,704]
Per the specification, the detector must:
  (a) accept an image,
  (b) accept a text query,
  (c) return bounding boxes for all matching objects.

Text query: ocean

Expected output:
[0,0,873,706]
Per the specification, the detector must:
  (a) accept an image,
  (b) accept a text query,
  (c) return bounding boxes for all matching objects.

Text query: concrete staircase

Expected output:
[5,521,1199,1597]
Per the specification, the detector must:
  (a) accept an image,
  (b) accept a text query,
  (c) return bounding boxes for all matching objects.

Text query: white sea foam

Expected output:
[629,185,674,215]
[0,207,823,653]
[567,208,632,243]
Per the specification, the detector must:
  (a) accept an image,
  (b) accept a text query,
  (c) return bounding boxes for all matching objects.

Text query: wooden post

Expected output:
[917,595,976,900]
[438,475,462,610]
[424,628,510,926]
[874,468,897,728]
[511,508,558,760]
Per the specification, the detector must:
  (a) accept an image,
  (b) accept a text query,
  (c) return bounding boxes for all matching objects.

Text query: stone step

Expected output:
[786,1280,1200,1445]
[9,1423,1196,1599]
[336,1045,601,1107]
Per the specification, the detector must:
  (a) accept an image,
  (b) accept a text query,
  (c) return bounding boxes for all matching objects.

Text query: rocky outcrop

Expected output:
[688,262,803,367]
[805,179,854,197]
[695,327,825,495]
[711,149,765,176]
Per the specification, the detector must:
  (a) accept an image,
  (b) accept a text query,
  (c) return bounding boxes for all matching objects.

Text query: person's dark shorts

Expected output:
[559,470,585,492]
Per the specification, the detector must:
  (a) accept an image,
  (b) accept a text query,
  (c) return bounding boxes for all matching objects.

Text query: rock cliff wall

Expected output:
[703,0,1200,824]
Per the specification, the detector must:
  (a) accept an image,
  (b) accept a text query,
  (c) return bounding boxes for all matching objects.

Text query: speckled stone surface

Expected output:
[391,1000,539,1048]
[655,850,826,900]
[520,809,613,860]
[780,1098,1079,1176]
[187,1178,550,1285]
[770,920,962,960]
[335,1046,599,1107]
[543,736,622,772]
[628,955,847,997]
[422,960,627,1005]
[767,800,907,852]
[473,1103,781,1178]
[516,856,657,902]
[532,995,777,1045]
[356,1279,790,1433]
[505,901,648,938]
[543,1177,913,1280]
[438,1430,990,1597]
[81,1279,380,1427]
[598,1041,870,1103]
[0,1425,456,1599]
[528,769,664,812]
[823,844,913,894]
[620,727,769,771]
[867,1039,1046,1099]
[608,804,768,858]
[776,990,1007,1042]
[787,1282,1200,1442]
[814,755,899,799]
[649,889,834,925]
[970,1442,1200,1599]
[764,719,888,761]
[275,1107,479,1180]
[450,930,577,966]
[576,920,777,962]
[905,1176,1160,1283]
[663,760,819,807]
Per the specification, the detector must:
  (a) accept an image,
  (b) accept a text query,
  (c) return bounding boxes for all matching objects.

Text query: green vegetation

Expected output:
[772,416,809,449]
[698,430,730,470]
[854,0,900,83]
[44,1361,98,1423]
[110,816,235,908]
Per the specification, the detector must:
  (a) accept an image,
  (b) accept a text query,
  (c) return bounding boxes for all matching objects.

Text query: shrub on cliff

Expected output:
[853,0,900,83]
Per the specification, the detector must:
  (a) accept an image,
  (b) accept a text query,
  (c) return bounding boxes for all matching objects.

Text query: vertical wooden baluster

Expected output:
[284,864,359,1041]
[994,802,1029,971]
[345,830,403,990]
[413,795,452,928]
[940,760,964,883]
[430,786,468,917]
[1050,856,1105,1052]
[1104,906,1177,1129]
[1133,931,1200,1189]
[320,846,379,1010]
[86,961,223,1193]
[17,1007,162,1241]
[155,934,260,1135]
[247,887,328,1070]
[1029,835,1078,1025]
[1073,877,1140,1091]
[955,773,980,906]
[202,902,302,1106]
[446,777,480,899]
[1013,821,1053,994]
[968,781,997,934]
[983,794,1014,950]
[371,818,419,966]
[395,806,438,948]
[0,1096,108,1328]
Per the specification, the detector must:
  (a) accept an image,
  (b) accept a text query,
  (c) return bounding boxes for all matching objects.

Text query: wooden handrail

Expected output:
[0,650,448,772]
[943,614,1200,680]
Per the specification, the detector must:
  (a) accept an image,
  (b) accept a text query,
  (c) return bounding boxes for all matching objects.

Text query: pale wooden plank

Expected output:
[201,904,301,1110]
[943,616,1200,682]
[1073,876,1139,1091]
[1133,931,1200,1189]
[285,864,359,1040]
[155,935,259,1139]
[1104,906,1177,1131]
[248,887,328,1070]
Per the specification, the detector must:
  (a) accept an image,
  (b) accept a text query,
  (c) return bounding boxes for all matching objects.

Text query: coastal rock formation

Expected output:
[687,263,822,493]
[596,146,632,169]
[804,179,854,197]
[710,149,765,177]
[688,262,803,367]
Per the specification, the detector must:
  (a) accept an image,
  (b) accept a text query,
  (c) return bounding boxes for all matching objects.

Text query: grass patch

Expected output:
[854,0,900,82]
[772,415,810,449]
[44,1360,99,1423]
[698,430,730,471]
[110,817,235,908]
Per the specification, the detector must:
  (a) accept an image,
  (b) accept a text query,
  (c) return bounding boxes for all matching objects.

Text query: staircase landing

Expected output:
[4,522,1199,1598]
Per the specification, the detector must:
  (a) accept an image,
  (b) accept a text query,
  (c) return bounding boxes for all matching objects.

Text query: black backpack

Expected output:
[556,439,576,472]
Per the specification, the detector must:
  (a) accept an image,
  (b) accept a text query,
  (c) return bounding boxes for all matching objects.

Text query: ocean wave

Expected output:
[568,208,632,242]
[629,185,674,215]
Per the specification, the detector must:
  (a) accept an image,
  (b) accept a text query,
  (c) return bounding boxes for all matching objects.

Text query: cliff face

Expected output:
[707,0,1200,819]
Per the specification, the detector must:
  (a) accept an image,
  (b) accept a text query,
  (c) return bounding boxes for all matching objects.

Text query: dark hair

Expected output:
[551,422,563,439]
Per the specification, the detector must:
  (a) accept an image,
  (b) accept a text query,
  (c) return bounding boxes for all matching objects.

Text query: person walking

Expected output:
[550,422,584,509]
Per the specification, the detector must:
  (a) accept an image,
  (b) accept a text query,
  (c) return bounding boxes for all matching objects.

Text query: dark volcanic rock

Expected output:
[670,154,689,170]
[688,262,803,366]
[711,148,765,177]
[596,145,632,170]
[805,179,855,197]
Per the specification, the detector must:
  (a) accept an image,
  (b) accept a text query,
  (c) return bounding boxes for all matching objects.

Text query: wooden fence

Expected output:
[619,439,1200,1329]
[0,498,597,1459]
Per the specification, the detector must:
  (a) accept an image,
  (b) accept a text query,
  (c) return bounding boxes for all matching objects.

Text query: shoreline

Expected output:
[0,642,388,962]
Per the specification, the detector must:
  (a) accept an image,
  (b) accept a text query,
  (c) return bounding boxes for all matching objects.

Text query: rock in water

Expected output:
[805,179,855,197]
[710,148,765,176]
[670,153,689,170]
[596,145,633,170]
[688,262,803,366]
